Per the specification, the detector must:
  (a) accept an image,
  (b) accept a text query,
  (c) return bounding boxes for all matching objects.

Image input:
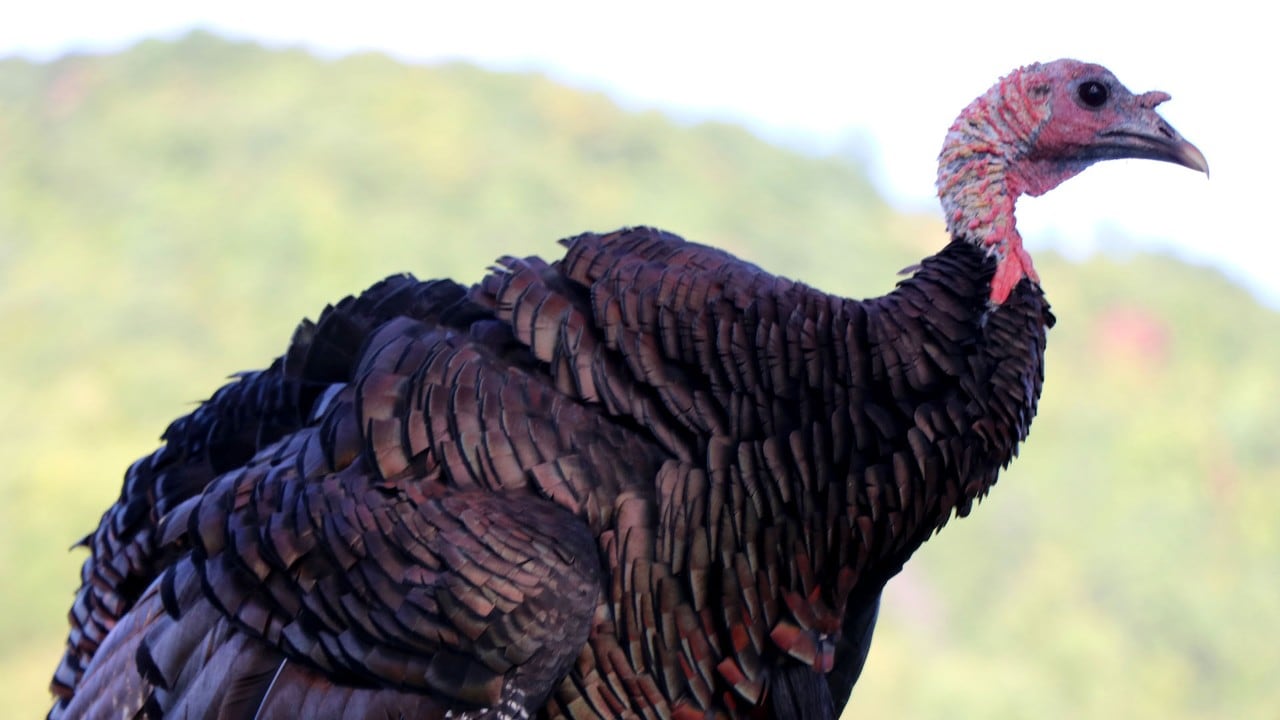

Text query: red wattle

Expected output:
[988,241,1039,304]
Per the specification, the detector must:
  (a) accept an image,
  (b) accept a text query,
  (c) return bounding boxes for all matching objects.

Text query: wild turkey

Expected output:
[50,59,1205,719]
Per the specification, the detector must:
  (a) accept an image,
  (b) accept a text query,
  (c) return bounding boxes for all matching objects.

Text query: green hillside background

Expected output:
[2,32,1276,718]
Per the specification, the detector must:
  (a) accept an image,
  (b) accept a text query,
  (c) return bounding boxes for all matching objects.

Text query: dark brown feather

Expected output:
[52,228,1050,719]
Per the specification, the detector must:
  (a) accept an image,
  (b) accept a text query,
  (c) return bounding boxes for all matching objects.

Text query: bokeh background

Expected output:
[3,5,1277,718]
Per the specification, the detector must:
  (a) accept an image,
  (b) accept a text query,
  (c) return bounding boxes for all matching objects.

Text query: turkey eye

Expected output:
[1078,81,1109,108]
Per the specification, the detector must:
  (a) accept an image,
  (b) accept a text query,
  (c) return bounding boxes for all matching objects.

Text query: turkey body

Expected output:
[51,227,1053,719]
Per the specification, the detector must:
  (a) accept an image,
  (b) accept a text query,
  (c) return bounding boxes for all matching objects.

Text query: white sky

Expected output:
[4,2,1274,306]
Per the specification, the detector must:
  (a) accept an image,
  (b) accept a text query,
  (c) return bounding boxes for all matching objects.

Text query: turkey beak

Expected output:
[1096,90,1210,176]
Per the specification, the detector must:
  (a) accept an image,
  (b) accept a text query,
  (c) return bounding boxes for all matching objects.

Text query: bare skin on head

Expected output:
[936,59,1209,304]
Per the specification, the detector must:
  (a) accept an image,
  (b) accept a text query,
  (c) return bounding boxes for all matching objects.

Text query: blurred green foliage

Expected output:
[1,31,1275,719]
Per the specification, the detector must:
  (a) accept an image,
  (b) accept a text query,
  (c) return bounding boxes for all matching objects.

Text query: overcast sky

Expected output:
[4,2,1272,305]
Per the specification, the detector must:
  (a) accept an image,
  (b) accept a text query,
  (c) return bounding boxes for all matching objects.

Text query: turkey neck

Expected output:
[937,148,1020,253]
[935,71,1044,305]
[935,65,1041,253]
